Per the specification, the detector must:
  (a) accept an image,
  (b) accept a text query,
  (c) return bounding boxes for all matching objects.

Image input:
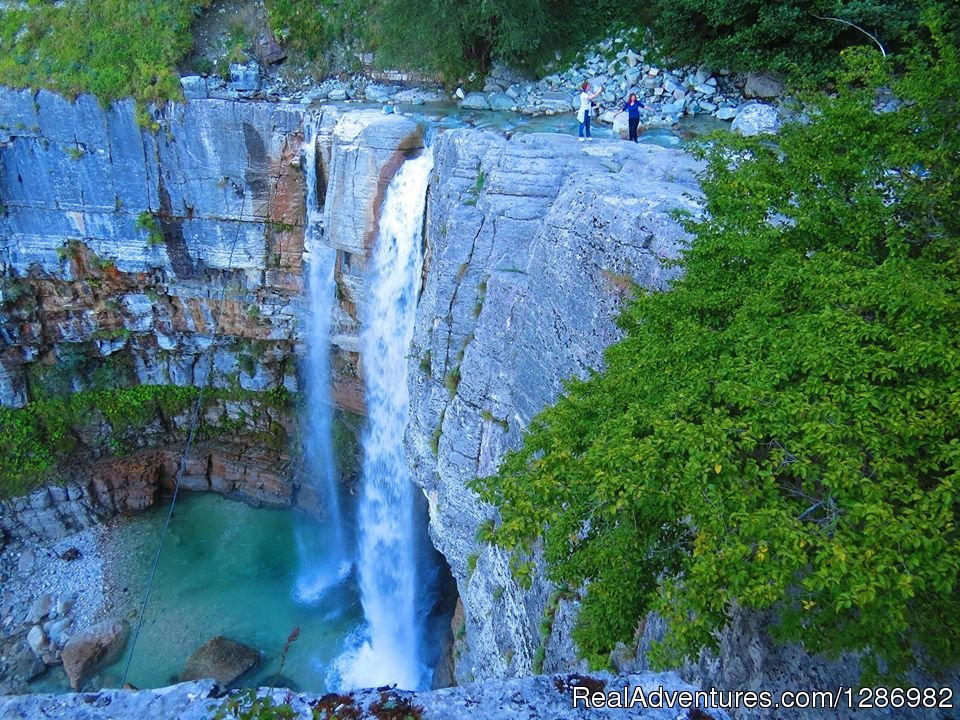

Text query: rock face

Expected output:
[0,673,733,719]
[0,89,315,408]
[320,110,425,413]
[60,619,129,689]
[407,130,702,682]
[181,636,260,686]
[743,72,785,99]
[0,90,415,413]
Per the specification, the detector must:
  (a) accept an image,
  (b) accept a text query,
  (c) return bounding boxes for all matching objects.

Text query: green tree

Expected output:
[649,0,922,77]
[472,12,960,678]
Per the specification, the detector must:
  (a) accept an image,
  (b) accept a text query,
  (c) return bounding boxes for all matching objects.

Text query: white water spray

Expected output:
[297,116,348,602]
[337,150,433,690]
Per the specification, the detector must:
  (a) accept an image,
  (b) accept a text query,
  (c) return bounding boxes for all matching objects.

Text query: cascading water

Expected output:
[335,150,434,691]
[296,116,348,601]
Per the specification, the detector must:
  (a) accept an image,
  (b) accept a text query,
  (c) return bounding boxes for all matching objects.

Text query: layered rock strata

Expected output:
[407,130,702,682]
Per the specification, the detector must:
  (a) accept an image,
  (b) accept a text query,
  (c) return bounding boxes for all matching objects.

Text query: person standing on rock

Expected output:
[577,82,602,141]
[621,93,649,142]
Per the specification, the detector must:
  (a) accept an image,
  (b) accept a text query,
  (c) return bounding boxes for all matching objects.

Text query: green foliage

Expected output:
[0,385,196,498]
[0,383,295,500]
[649,0,923,78]
[136,211,165,247]
[266,0,366,60]
[366,0,633,80]
[0,0,212,106]
[212,689,295,720]
[472,23,960,680]
[444,365,461,394]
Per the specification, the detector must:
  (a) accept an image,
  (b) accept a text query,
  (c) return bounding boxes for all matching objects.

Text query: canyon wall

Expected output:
[407,130,702,681]
[0,90,312,406]
[0,90,420,545]
[0,89,424,414]
[1,88,704,682]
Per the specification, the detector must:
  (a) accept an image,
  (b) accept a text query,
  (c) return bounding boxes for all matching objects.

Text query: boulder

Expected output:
[731,103,782,136]
[460,92,489,110]
[228,63,260,93]
[743,72,784,99]
[181,636,260,686]
[17,548,35,573]
[27,624,48,657]
[13,646,47,682]
[487,92,515,111]
[715,106,738,121]
[540,91,578,111]
[48,617,72,648]
[612,111,629,139]
[61,620,129,689]
[26,593,54,624]
[254,33,286,66]
[363,84,396,103]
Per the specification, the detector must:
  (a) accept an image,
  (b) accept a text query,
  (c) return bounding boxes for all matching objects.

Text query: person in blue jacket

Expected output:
[622,93,647,142]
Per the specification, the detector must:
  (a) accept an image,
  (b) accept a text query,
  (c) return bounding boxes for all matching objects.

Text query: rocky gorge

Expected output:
[0,81,955,720]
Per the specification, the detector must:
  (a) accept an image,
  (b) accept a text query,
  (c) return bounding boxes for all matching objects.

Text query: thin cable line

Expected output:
[120,191,248,688]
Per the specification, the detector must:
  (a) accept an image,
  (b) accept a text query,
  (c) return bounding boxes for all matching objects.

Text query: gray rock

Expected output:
[408,130,702,683]
[714,106,738,121]
[228,63,260,93]
[27,624,48,656]
[540,90,578,111]
[17,548,35,573]
[731,103,782,136]
[12,646,47,682]
[743,72,785,99]
[323,111,423,257]
[181,636,260,686]
[0,674,733,719]
[61,619,129,689]
[660,100,685,116]
[254,34,286,66]
[327,87,350,101]
[460,92,490,110]
[179,76,208,100]
[26,593,54,623]
[49,617,72,648]
[487,92,514,111]
[363,84,396,103]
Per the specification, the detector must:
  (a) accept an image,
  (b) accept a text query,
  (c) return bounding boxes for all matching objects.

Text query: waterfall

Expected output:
[296,115,348,601]
[338,150,434,691]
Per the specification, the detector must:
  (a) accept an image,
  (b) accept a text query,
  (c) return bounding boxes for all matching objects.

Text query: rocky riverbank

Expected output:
[0,523,112,694]
[181,32,786,135]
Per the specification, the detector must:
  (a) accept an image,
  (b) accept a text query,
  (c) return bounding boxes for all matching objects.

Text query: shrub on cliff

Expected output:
[472,13,960,678]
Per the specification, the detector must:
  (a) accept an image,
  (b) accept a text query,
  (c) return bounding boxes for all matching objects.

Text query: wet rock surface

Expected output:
[181,636,260,686]
[60,620,129,689]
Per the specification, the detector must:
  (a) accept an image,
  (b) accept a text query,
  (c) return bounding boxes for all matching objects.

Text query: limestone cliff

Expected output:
[0,90,421,545]
[407,130,702,681]
[0,90,312,406]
